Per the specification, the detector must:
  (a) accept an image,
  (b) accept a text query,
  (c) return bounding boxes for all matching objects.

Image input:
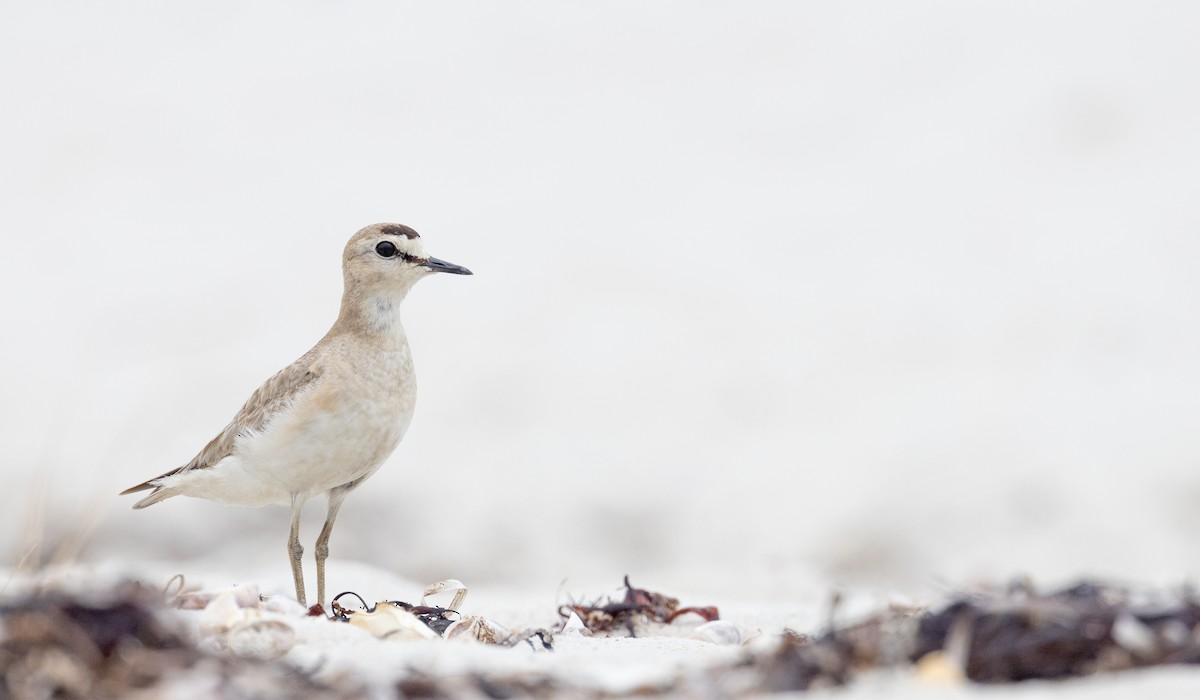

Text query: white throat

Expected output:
[362,292,408,336]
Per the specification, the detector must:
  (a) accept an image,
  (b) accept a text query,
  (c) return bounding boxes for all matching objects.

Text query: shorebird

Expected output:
[120,223,472,608]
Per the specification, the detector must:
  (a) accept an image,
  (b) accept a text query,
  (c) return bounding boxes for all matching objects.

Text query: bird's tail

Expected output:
[119,480,180,509]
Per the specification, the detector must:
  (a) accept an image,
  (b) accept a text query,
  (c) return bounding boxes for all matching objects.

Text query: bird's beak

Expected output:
[424,257,473,275]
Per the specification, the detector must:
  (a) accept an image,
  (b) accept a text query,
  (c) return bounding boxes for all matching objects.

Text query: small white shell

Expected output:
[199,591,252,635]
[915,651,966,685]
[558,610,591,637]
[196,590,298,658]
[421,579,468,614]
[227,619,296,660]
[444,615,512,644]
[348,604,440,641]
[690,620,741,645]
[178,584,261,611]
[1112,613,1156,658]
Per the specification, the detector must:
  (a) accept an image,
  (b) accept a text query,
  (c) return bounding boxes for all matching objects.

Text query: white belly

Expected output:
[165,348,417,507]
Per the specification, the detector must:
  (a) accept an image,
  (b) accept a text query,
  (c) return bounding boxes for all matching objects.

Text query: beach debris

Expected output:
[444,615,512,643]
[18,570,1200,697]
[522,629,556,652]
[224,619,296,660]
[727,578,1200,692]
[421,578,468,613]
[691,620,741,645]
[330,592,443,640]
[330,580,464,634]
[164,573,263,611]
[744,629,855,692]
[908,579,1200,683]
[346,602,442,641]
[0,582,187,693]
[441,616,555,651]
[0,580,351,699]
[558,610,590,637]
[329,580,550,648]
[195,588,300,659]
[558,576,720,636]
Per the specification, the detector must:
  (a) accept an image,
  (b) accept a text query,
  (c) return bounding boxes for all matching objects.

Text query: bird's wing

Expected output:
[120,351,324,495]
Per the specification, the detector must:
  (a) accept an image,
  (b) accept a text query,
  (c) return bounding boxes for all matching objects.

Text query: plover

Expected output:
[120,223,472,608]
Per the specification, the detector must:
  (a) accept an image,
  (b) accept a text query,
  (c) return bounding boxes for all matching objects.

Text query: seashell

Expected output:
[199,591,256,635]
[558,610,591,637]
[443,615,512,644]
[178,584,262,610]
[740,629,768,649]
[348,603,440,641]
[690,620,740,645]
[1112,613,1156,658]
[227,619,296,660]
[421,579,468,614]
[197,590,294,656]
[915,650,966,685]
[514,629,554,652]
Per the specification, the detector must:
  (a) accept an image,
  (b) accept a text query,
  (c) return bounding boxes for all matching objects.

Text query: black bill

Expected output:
[424,257,473,275]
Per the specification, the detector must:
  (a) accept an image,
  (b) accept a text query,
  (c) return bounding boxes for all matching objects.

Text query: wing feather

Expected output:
[120,350,323,499]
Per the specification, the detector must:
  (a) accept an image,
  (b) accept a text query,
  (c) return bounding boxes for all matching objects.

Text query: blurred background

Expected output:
[2,1,1199,603]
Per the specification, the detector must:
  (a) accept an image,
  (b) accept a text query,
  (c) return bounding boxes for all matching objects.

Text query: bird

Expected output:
[120,223,472,609]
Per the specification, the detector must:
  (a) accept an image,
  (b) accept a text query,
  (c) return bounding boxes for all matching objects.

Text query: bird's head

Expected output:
[343,223,472,295]
[338,223,472,334]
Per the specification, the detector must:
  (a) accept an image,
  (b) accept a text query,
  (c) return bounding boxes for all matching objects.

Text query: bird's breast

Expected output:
[236,343,418,497]
[317,345,418,452]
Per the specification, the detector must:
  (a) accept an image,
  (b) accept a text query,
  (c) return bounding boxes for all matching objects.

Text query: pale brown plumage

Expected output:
[119,349,324,507]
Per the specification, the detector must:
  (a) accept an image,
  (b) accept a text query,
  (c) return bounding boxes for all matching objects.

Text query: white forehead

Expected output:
[384,234,427,258]
[350,223,428,258]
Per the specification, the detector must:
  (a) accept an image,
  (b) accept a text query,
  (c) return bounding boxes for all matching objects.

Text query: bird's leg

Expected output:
[289,494,307,607]
[315,489,349,610]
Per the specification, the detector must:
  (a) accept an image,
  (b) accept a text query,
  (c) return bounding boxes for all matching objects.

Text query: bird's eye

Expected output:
[375,241,398,258]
